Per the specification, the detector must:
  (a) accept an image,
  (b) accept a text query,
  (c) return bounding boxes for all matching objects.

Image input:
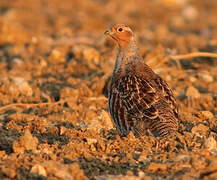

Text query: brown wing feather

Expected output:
[109,75,178,137]
[154,77,179,119]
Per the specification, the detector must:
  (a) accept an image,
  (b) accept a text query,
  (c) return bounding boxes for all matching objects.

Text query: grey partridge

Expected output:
[105,24,179,137]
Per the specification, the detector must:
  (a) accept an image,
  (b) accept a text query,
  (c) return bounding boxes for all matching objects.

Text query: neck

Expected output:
[113,38,140,74]
[118,37,138,53]
[120,38,139,56]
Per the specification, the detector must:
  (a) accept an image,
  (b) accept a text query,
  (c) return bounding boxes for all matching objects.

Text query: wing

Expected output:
[109,75,178,137]
[154,77,179,120]
[118,76,158,119]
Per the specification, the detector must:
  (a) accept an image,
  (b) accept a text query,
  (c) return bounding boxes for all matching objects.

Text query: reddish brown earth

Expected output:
[0,0,217,179]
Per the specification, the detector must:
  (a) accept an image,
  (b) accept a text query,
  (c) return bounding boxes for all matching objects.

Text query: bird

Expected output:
[104,24,179,137]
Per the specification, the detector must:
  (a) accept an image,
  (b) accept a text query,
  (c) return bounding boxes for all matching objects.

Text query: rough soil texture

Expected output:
[0,0,217,179]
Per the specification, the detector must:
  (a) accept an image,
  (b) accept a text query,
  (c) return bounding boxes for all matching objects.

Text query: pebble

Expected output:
[165,75,172,81]
[146,162,168,172]
[85,110,112,133]
[138,154,148,162]
[11,58,23,66]
[200,111,214,119]
[0,150,6,158]
[171,16,185,28]
[83,47,100,64]
[10,77,33,96]
[72,46,82,59]
[175,154,191,162]
[72,45,100,64]
[39,59,48,68]
[1,166,16,178]
[189,76,197,83]
[202,74,213,83]
[60,126,67,135]
[31,164,47,177]
[204,136,217,151]
[160,0,187,7]
[99,110,114,129]
[49,49,65,63]
[13,129,38,153]
[43,161,88,180]
[182,5,198,21]
[31,36,38,44]
[104,175,148,180]
[191,124,209,136]
[86,138,97,146]
[186,86,200,98]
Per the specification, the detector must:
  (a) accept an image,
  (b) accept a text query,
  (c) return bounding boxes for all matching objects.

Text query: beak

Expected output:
[104,29,113,36]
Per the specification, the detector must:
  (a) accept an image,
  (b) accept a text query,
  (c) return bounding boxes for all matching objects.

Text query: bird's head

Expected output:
[104,24,134,50]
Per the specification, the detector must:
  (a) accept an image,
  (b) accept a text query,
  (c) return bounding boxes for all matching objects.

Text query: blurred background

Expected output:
[0,0,217,52]
[0,0,217,179]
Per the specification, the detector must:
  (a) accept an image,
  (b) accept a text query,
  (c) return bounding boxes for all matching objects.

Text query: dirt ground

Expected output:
[0,0,216,179]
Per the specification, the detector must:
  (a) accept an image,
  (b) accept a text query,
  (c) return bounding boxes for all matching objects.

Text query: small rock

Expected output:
[83,47,100,64]
[49,49,65,63]
[86,138,97,145]
[138,171,145,177]
[201,111,214,119]
[104,175,145,180]
[206,171,217,180]
[88,110,113,133]
[191,124,209,136]
[160,0,187,7]
[175,154,191,162]
[72,46,83,59]
[0,150,6,158]
[138,154,148,162]
[1,166,16,178]
[43,161,88,180]
[99,110,113,129]
[72,45,100,64]
[182,5,198,21]
[186,86,200,98]
[31,36,38,44]
[12,58,23,66]
[202,74,213,82]
[13,129,38,153]
[146,162,168,172]
[10,77,33,96]
[126,170,134,176]
[60,126,67,135]
[39,59,47,68]
[171,16,185,28]
[200,160,217,177]
[31,164,47,177]
[189,76,197,82]
[204,136,217,151]
[135,172,153,180]
[165,75,172,81]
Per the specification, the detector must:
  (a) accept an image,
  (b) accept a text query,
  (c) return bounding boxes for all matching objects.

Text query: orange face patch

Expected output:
[111,25,132,42]
[108,25,133,50]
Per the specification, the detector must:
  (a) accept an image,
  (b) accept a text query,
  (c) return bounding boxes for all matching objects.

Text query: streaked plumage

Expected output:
[105,24,179,137]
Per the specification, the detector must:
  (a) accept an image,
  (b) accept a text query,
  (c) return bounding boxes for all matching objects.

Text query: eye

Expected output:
[117,28,123,32]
